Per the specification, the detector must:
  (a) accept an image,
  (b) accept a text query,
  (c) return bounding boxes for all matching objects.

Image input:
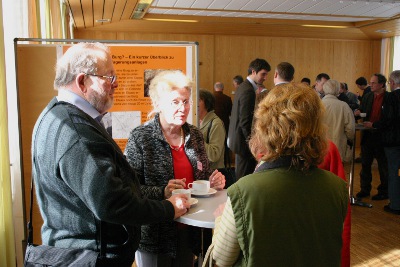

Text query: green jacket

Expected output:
[228,161,348,266]
[199,111,226,169]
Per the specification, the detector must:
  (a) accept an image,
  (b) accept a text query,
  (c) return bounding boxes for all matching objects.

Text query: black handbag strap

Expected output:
[28,103,107,258]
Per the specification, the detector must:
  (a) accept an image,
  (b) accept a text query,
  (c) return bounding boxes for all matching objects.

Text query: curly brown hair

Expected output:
[249,83,328,171]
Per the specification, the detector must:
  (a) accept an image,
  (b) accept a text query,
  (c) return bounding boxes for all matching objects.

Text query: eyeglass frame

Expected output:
[170,99,193,109]
[84,73,117,84]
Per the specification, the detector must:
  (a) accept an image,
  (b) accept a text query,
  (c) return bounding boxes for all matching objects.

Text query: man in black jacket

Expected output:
[367,70,400,214]
[355,74,389,201]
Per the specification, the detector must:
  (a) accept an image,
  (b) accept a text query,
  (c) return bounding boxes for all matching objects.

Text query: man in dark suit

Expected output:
[228,58,271,179]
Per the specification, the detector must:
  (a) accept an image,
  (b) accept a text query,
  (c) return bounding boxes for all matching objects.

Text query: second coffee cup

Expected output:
[172,188,191,200]
[188,180,210,193]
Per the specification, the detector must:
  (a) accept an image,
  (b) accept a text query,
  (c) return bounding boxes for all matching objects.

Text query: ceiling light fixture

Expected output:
[95,19,111,23]
[143,18,198,23]
[131,0,153,20]
[375,29,391,33]
[302,24,350,28]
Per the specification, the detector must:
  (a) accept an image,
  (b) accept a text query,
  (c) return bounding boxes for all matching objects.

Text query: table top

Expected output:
[175,189,228,229]
[355,123,375,131]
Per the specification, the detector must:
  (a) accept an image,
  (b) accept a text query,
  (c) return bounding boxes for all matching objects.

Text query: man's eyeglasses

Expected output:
[84,73,117,84]
[170,99,192,109]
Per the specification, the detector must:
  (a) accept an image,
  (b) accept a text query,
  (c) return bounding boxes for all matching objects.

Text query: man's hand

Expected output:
[167,194,190,219]
[164,178,186,199]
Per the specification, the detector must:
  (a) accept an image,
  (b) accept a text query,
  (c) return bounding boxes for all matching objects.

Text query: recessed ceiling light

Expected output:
[96,19,111,23]
[302,24,349,29]
[375,29,391,33]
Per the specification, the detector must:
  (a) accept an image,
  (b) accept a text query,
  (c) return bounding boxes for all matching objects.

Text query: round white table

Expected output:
[176,189,228,228]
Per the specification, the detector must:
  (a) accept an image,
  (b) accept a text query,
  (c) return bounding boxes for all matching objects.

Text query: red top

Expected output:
[370,93,384,123]
[318,141,351,267]
[171,144,194,188]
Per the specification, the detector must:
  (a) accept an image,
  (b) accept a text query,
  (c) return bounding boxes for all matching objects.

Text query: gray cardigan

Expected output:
[125,113,212,257]
[32,98,175,265]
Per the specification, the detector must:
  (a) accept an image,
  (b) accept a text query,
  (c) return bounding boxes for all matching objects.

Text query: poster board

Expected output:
[14,38,198,243]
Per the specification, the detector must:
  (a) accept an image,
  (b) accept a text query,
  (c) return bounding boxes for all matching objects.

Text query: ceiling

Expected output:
[66,0,400,39]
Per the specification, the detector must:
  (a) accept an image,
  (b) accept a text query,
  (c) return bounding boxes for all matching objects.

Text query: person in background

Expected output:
[301,77,311,86]
[213,82,233,176]
[364,70,400,215]
[125,70,225,267]
[31,43,189,266]
[355,76,371,103]
[354,73,389,201]
[321,79,355,162]
[315,73,330,99]
[213,82,232,137]
[273,61,294,86]
[318,141,351,267]
[228,58,271,180]
[354,77,371,163]
[339,82,359,111]
[199,89,226,170]
[232,75,244,90]
[209,83,348,266]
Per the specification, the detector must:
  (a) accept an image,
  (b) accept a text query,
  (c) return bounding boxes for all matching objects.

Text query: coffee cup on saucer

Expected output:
[172,188,191,201]
[188,180,210,193]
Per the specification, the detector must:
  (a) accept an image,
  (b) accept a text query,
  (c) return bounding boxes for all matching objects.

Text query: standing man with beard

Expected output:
[228,58,271,180]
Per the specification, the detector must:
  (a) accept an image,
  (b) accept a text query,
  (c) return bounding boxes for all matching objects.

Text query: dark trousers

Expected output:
[384,146,400,210]
[359,131,388,195]
[235,153,257,180]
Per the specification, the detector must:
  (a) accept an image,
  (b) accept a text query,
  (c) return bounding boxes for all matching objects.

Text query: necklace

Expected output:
[163,127,184,151]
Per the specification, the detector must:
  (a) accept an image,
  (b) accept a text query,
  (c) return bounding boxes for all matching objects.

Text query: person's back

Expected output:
[322,80,355,160]
[213,82,232,134]
[228,167,347,266]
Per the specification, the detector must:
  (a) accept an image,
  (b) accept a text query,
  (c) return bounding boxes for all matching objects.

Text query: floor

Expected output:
[345,159,400,267]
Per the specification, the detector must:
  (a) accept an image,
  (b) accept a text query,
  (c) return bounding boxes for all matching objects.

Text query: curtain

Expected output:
[380,38,392,84]
[0,1,17,266]
[393,36,400,71]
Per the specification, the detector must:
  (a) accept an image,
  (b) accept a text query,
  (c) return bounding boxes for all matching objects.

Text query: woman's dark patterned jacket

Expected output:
[124,113,212,257]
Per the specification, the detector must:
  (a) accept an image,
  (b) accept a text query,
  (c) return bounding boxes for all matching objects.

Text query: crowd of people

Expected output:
[31,42,400,267]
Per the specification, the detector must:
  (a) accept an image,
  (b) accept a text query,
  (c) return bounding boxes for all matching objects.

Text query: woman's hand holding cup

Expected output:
[209,169,226,190]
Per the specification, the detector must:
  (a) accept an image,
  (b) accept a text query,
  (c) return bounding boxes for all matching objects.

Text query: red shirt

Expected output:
[171,144,194,188]
[370,93,384,123]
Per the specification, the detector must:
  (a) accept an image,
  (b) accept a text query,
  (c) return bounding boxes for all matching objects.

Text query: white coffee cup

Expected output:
[360,113,366,118]
[172,189,191,200]
[188,180,210,193]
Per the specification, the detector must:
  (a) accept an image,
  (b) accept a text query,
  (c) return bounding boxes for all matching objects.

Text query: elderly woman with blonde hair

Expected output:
[322,79,355,161]
[125,70,225,267]
[207,83,348,267]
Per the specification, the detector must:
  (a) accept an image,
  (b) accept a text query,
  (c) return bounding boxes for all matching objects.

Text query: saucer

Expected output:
[190,188,217,196]
[189,198,198,206]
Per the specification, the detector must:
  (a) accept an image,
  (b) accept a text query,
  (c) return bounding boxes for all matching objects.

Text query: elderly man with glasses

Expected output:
[31,42,190,266]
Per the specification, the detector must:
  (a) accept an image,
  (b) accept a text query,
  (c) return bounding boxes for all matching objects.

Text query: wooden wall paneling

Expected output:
[294,39,316,85]
[17,45,58,243]
[294,39,335,82]
[332,40,375,94]
[214,36,259,97]
[262,37,297,88]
